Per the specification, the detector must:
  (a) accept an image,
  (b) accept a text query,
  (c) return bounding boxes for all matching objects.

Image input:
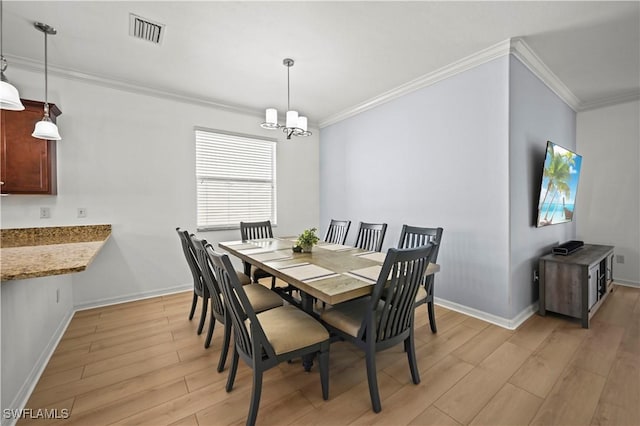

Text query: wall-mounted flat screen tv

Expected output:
[536,141,583,227]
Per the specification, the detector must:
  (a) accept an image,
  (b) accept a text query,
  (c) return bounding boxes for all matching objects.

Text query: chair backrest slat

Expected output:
[324,219,351,245]
[354,222,388,252]
[397,225,444,293]
[176,228,205,294]
[191,236,225,319]
[208,250,277,362]
[397,225,443,257]
[362,244,434,342]
[240,220,273,241]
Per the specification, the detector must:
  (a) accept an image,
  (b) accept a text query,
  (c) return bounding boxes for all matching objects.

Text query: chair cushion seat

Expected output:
[251,305,329,355]
[244,284,283,313]
[235,270,252,286]
[414,286,427,304]
[251,265,273,281]
[320,297,377,338]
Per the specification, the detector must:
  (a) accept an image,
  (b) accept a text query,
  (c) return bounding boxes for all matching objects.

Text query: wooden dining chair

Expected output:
[208,250,330,426]
[354,222,388,252]
[240,220,277,289]
[175,228,208,335]
[321,244,435,413]
[191,237,283,372]
[397,225,444,333]
[324,219,351,245]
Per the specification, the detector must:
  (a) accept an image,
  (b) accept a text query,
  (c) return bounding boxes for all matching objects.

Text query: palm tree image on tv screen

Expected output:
[537,141,583,227]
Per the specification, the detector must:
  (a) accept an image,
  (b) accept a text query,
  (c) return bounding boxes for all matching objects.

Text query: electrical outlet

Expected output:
[77,208,87,218]
[40,207,51,219]
[616,255,625,264]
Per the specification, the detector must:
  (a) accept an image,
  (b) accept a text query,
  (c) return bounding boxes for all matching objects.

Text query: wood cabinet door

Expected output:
[1,100,59,195]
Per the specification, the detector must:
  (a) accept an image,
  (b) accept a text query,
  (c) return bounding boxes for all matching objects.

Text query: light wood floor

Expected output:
[19,283,639,425]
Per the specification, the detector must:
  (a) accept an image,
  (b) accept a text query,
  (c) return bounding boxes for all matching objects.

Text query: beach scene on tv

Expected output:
[537,142,583,227]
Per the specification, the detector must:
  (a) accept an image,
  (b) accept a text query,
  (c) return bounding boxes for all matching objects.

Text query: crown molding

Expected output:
[7,54,265,119]
[10,40,636,131]
[319,39,513,128]
[509,38,580,111]
[319,37,593,128]
[577,89,640,111]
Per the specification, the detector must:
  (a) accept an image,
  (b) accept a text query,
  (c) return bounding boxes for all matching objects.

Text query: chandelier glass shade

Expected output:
[260,58,311,139]
[0,0,24,111]
[32,22,61,141]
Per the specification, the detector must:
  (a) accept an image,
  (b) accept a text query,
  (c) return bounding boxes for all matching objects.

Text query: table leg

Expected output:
[300,291,315,372]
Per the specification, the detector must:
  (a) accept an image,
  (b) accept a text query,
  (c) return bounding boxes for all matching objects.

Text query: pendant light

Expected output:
[0,0,24,110]
[32,22,61,140]
[260,58,311,140]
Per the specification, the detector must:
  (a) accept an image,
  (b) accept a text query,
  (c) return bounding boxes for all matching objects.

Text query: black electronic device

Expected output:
[552,240,584,255]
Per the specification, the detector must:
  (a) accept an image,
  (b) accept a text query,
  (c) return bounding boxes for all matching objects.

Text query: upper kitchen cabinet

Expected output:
[1,99,61,195]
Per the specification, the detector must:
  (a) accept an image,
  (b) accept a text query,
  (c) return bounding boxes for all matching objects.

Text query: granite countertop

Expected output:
[1,225,111,281]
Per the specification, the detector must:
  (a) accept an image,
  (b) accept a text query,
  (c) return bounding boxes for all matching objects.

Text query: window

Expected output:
[195,128,276,230]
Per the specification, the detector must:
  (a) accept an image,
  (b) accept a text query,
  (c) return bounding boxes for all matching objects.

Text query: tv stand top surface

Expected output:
[541,244,614,266]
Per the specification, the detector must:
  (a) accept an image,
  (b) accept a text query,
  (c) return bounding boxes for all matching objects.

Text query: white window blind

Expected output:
[195,129,276,230]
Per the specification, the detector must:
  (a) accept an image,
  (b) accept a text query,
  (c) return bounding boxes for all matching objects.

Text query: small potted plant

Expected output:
[294,228,320,253]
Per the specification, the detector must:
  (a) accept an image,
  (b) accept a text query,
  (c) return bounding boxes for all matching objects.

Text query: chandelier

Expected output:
[260,58,311,140]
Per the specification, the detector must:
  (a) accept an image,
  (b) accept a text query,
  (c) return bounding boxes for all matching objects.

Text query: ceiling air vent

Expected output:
[129,13,165,45]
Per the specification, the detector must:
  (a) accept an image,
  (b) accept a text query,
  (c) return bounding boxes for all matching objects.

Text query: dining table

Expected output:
[217,237,440,370]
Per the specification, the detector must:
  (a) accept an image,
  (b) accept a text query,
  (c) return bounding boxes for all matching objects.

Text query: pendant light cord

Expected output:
[287,63,290,111]
[0,0,6,76]
[0,0,4,58]
[44,30,48,106]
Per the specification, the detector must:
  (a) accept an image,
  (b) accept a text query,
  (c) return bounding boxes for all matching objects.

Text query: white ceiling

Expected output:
[3,1,639,126]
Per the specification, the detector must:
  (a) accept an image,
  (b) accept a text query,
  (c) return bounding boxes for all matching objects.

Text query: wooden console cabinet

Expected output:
[1,99,61,195]
[539,244,614,328]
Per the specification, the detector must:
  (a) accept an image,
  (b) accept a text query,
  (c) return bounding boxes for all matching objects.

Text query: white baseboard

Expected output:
[3,284,192,426]
[613,280,640,288]
[3,308,75,426]
[434,297,538,330]
[74,284,192,312]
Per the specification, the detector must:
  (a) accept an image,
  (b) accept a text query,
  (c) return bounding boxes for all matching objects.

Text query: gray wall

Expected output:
[508,56,577,318]
[320,54,580,322]
[320,56,512,318]
[576,100,640,286]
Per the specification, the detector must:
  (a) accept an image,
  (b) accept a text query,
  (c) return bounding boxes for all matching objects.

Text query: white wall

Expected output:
[2,68,320,306]
[1,275,74,417]
[0,67,319,416]
[576,100,640,286]
[508,56,577,318]
[320,56,512,319]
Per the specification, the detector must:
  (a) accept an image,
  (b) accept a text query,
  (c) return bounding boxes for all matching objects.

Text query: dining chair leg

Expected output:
[188,292,198,320]
[247,369,264,426]
[318,344,330,400]
[270,276,276,290]
[217,320,232,373]
[197,296,208,335]
[226,348,239,392]
[406,329,420,385]
[427,301,437,333]
[204,304,216,348]
[365,350,382,413]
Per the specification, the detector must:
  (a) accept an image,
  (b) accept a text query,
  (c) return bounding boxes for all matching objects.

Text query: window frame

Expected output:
[194,127,277,231]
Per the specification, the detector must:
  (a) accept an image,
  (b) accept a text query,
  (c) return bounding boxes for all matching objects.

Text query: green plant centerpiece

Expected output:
[294,228,320,253]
